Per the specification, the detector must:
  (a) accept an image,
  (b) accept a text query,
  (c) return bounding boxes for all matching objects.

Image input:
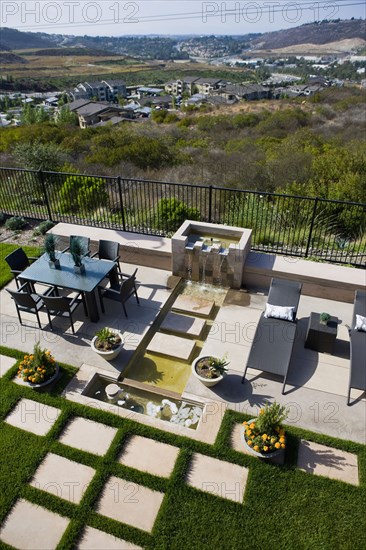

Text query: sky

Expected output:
[1,0,365,36]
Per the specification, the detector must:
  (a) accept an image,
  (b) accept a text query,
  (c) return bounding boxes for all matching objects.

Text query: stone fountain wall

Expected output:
[171,221,252,289]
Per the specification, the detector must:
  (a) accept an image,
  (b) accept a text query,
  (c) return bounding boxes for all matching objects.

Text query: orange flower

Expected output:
[279,437,285,444]
[262,434,268,441]
[247,440,253,446]
[246,429,252,436]
[254,445,260,452]
[281,444,285,449]
[250,423,255,430]
[275,442,281,449]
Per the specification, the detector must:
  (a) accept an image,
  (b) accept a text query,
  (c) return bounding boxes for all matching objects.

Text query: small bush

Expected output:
[5,216,27,230]
[33,220,54,236]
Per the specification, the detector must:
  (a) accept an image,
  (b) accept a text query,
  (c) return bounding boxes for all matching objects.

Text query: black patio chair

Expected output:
[6,282,54,330]
[347,289,366,405]
[98,268,139,318]
[242,277,303,394]
[62,235,90,256]
[4,248,38,289]
[41,293,88,334]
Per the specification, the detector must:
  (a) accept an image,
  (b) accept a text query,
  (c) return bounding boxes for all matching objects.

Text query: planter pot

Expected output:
[91,330,124,361]
[25,364,60,389]
[74,264,85,274]
[191,355,224,388]
[48,259,60,269]
[240,420,284,459]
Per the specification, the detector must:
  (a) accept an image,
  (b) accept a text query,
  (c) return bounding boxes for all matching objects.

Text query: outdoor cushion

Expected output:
[355,314,366,332]
[264,303,295,321]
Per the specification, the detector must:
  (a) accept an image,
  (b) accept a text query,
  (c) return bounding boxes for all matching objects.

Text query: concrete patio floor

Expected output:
[1,262,365,444]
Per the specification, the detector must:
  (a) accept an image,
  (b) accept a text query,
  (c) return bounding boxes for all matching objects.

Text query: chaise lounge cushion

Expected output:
[355,314,366,332]
[264,303,295,321]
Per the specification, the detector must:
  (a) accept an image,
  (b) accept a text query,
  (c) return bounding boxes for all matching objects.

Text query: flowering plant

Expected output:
[243,401,288,454]
[18,342,57,385]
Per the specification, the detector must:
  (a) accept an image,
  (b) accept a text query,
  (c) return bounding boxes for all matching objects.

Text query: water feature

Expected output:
[84,375,203,430]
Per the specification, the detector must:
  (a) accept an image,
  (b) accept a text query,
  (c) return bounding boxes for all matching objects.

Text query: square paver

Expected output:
[230,423,285,465]
[172,295,215,317]
[4,398,61,436]
[30,453,96,503]
[118,435,179,477]
[77,526,142,550]
[147,332,196,361]
[187,452,249,503]
[0,354,16,377]
[161,312,206,338]
[0,498,69,550]
[96,475,165,532]
[297,440,359,486]
[58,417,117,456]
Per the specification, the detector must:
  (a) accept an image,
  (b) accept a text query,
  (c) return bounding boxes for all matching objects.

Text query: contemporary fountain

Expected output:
[171,221,252,289]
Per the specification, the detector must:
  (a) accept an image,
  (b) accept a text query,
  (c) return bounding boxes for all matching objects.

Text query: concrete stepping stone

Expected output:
[147,332,196,361]
[187,452,249,503]
[58,417,117,456]
[0,354,16,377]
[230,423,285,465]
[297,440,359,485]
[77,526,142,550]
[96,475,164,533]
[0,498,69,550]
[30,452,96,503]
[4,398,61,436]
[172,295,215,317]
[118,435,179,478]
[161,311,206,338]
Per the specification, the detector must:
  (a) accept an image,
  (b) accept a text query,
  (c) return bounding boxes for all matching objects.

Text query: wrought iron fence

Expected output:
[0,167,365,267]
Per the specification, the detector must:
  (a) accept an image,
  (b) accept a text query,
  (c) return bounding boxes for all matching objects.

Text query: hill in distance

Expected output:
[0,27,55,50]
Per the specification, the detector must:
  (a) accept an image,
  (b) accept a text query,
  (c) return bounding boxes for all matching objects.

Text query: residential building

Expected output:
[69,80,127,102]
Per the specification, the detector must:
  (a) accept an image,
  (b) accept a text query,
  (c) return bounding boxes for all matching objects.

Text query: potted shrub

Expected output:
[70,237,86,274]
[241,401,288,459]
[17,342,59,388]
[191,354,229,387]
[44,233,60,269]
[319,312,331,325]
[91,327,123,360]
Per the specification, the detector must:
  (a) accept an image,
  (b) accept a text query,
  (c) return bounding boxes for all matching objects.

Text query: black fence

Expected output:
[1,167,365,267]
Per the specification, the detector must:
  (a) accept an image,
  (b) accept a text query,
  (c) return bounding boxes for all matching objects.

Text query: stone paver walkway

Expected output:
[30,453,96,503]
[172,295,215,317]
[4,398,61,436]
[147,332,196,360]
[77,526,142,550]
[0,498,69,550]
[0,354,16,377]
[96,475,165,532]
[58,417,117,456]
[118,435,180,477]
[186,452,249,503]
[297,440,359,486]
[161,311,205,338]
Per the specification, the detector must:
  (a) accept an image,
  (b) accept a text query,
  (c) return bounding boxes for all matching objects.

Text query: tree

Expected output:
[55,106,78,126]
[13,140,64,171]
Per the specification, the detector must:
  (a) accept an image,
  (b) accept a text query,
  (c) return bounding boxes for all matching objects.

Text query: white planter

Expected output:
[25,364,60,389]
[191,355,224,388]
[91,330,123,361]
[240,421,284,459]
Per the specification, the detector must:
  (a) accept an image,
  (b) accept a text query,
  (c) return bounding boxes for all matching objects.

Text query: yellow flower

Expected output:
[263,446,268,452]
[279,437,285,444]
[29,355,34,360]
[246,429,252,436]
[247,440,253,446]
[275,442,281,449]
[254,445,260,452]
[262,434,268,441]
[259,409,264,415]
[243,421,247,426]
[250,423,255,430]
[281,444,285,449]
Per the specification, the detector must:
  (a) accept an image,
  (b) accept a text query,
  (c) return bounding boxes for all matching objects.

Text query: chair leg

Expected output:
[46,310,53,331]
[15,306,23,326]
[69,313,75,334]
[241,365,248,384]
[98,287,105,313]
[134,286,140,305]
[347,386,351,406]
[122,302,128,317]
[35,311,42,330]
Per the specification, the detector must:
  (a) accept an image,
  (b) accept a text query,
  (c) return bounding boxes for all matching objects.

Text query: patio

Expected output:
[1,251,365,444]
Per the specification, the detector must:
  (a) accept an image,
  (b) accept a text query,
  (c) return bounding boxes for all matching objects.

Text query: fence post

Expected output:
[208,185,213,223]
[117,176,126,232]
[38,170,53,221]
[305,197,318,258]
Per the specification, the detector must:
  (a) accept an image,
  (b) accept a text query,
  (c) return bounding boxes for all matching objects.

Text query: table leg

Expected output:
[84,290,100,322]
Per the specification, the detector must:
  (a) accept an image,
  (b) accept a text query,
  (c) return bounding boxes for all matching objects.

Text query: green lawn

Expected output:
[0,243,365,549]
[0,243,41,289]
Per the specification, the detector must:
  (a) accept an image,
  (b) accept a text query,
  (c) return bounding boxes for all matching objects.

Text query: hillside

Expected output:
[0,27,54,50]
[0,52,28,64]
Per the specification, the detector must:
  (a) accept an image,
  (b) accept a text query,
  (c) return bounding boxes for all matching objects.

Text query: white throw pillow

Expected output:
[355,314,366,332]
[264,303,295,321]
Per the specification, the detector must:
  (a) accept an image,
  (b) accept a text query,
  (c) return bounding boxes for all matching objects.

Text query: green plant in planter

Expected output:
[94,328,122,352]
[195,354,230,379]
[70,237,86,267]
[44,233,58,263]
[320,312,331,324]
[243,401,288,454]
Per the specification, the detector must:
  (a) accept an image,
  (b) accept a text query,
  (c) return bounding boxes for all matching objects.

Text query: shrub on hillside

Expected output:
[5,216,27,230]
[58,175,108,214]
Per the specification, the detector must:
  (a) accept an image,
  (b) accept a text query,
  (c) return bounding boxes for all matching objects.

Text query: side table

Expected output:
[305,312,338,354]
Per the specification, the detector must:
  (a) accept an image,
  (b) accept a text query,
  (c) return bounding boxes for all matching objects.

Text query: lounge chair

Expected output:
[242,278,303,394]
[347,289,366,405]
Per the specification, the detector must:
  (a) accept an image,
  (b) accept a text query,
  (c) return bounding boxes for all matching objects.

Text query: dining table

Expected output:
[19,252,117,322]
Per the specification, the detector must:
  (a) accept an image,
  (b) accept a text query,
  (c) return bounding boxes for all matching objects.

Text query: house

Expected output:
[71,101,123,128]
[137,87,164,98]
[222,83,270,101]
[69,80,127,102]
[194,78,224,95]
[164,77,199,96]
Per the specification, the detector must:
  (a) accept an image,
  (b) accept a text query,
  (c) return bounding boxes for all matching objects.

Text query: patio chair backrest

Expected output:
[42,295,71,313]
[267,278,302,318]
[119,269,138,303]
[352,290,366,330]
[98,240,119,261]
[4,248,29,272]
[6,287,36,309]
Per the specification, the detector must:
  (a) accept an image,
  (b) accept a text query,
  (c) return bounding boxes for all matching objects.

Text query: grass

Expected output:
[0,243,41,289]
[0,243,365,549]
